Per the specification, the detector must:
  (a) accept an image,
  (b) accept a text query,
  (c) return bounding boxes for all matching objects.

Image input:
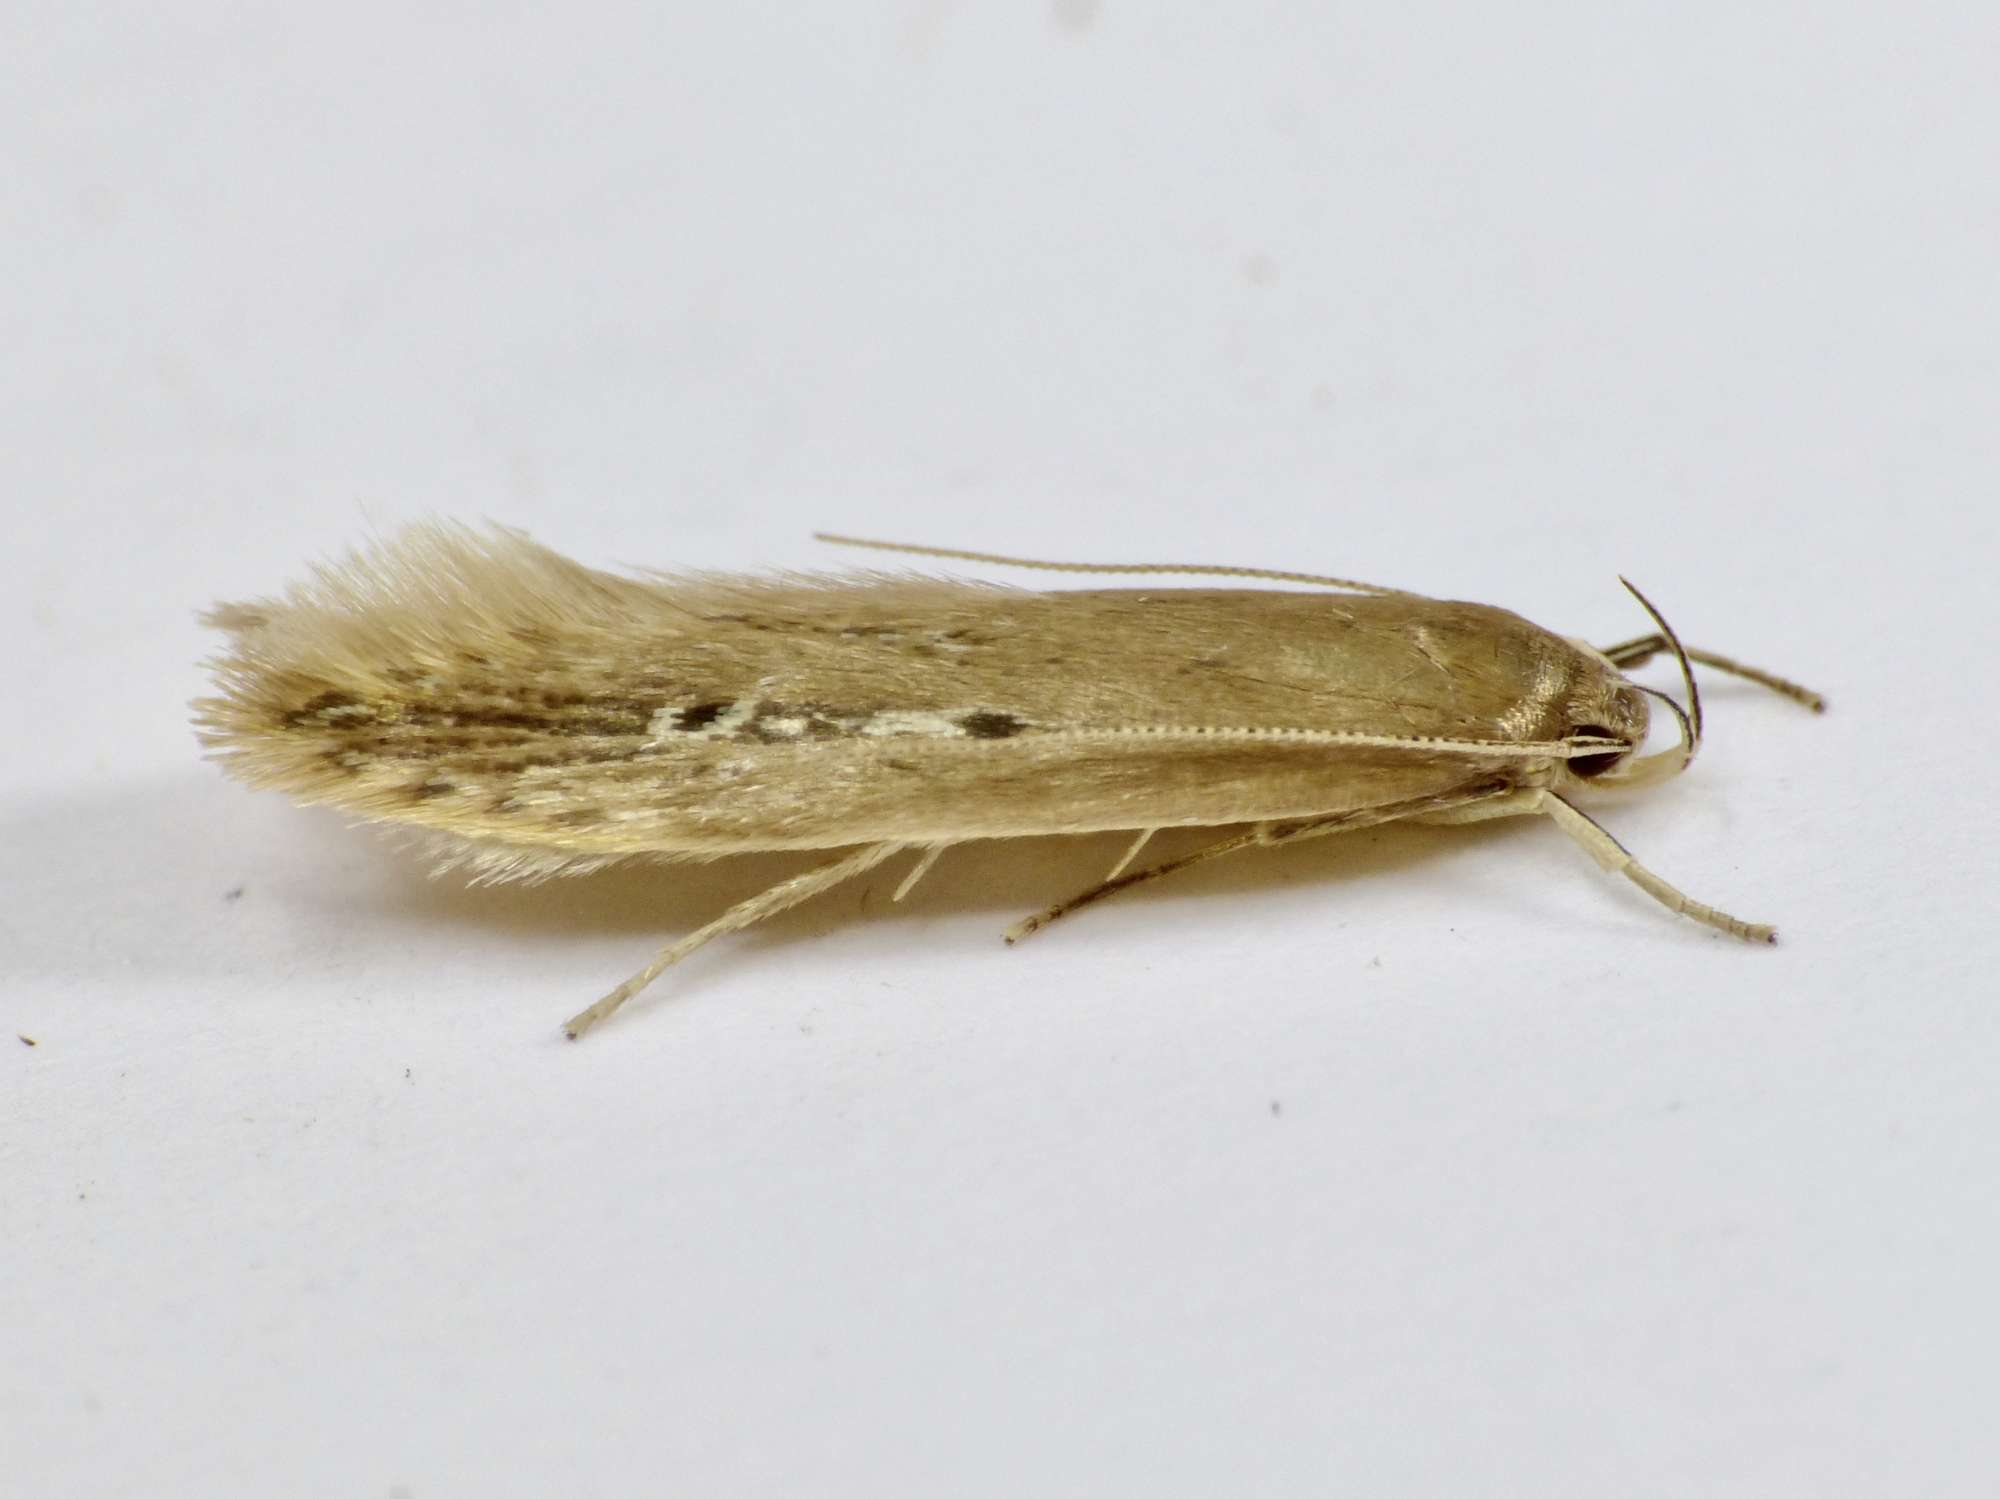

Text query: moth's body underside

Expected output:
[196,525,1817,1035]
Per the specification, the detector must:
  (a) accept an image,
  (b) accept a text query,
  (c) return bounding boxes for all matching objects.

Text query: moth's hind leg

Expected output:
[563,842,906,1039]
[1005,784,1515,944]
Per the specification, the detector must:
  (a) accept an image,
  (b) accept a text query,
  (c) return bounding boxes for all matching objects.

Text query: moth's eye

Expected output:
[1566,724,1625,779]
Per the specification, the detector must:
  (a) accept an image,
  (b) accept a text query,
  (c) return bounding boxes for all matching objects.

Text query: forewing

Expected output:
[197,527,1577,858]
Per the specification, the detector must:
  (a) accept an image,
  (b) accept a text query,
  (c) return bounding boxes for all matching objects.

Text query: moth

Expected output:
[195,524,1824,1038]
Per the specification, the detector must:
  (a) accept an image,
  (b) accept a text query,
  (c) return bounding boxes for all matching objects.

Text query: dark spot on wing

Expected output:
[404,705,545,732]
[959,710,1025,740]
[675,701,730,730]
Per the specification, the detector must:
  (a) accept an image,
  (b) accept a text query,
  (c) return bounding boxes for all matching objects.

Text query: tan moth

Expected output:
[194,524,1825,1038]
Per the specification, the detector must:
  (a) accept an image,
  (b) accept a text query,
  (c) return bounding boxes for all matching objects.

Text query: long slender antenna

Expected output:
[1629,683,1695,779]
[1599,636,1826,713]
[813,533,1403,595]
[1618,577,1702,773]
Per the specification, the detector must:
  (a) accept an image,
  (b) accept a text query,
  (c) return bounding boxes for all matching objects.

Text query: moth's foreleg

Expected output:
[1538,792,1777,943]
[563,842,906,1040]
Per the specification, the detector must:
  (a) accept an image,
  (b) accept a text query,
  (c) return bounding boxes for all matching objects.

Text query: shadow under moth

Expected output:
[194,525,1825,1038]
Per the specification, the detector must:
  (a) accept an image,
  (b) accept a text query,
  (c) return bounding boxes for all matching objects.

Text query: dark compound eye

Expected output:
[1566,724,1626,779]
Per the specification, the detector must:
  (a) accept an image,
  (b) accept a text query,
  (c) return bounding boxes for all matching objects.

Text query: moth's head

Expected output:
[1560,674,1653,785]
[1563,577,1705,790]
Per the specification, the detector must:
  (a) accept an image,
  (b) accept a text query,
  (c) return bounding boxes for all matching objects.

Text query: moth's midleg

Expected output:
[1004,826,1272,944]
[892,844,949,903]
[1537,792,1776,943]
[563,842,906,1039]
[1598,634,1826,712]
[1103,828,1158,883]
[1004,784,1515,944]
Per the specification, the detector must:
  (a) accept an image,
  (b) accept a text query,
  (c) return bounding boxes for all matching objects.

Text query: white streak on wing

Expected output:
[858,710,974,739]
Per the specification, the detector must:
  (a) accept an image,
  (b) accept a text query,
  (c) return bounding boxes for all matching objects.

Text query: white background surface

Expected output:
[5,4,1996,1494]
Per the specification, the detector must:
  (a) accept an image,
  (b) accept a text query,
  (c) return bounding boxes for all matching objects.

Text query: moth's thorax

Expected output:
[1279,595,1653,783]
[1245,593,1642,741]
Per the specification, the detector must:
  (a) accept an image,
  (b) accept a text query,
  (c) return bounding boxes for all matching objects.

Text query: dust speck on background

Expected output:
[1052,0,1100,34]
[1242,252,1279,288]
